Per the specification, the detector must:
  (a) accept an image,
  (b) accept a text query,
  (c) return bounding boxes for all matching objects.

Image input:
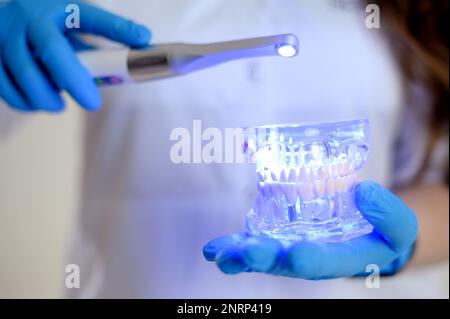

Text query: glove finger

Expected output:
[74,3,151,47]
[208,236,286,275]
[2,27,63,111]
[28,18,101,111]
[0,52,34,111]
[215,245,252,275]
[203,233,246,261]
[240,236,285,273]
[355,181,418,252]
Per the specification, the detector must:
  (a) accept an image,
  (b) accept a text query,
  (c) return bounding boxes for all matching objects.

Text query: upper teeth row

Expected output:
[258,173,357,204]
[258,162,355,183]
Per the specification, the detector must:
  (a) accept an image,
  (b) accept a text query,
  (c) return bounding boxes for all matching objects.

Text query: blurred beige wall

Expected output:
[0,99,81,298]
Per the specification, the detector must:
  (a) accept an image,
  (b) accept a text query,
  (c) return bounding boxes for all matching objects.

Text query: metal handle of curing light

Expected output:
[76,33,299,86]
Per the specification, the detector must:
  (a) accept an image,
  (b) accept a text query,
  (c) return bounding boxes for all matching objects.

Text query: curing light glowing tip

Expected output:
[277,44,297,58]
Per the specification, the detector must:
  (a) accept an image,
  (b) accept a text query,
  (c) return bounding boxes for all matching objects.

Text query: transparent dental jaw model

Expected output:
[242,119,373,242]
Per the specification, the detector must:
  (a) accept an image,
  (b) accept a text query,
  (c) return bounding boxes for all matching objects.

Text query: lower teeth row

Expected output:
[255,190,358,224]
[255,173,359,223]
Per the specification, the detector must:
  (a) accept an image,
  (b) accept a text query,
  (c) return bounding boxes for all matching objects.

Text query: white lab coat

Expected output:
[62,0,445,298]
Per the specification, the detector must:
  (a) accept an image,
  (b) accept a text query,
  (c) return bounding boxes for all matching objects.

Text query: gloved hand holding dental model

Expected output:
[204,120,419,279]
[0,0,151,112]
[204,181,418,279]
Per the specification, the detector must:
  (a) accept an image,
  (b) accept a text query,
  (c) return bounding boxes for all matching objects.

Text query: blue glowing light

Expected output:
[277,44,297,58]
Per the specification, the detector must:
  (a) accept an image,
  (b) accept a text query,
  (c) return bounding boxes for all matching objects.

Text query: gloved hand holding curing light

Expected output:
[0,0,151,112]
[204,181,418,279]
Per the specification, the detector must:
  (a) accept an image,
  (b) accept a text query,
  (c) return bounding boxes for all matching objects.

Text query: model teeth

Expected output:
[298,166,309,182]
[270,170,279,182]
[244,119,371,241]
[298,182,314,202]
[284,182,297,205]
[279,169,287,182]
[317,166,328,180]
[255,161,358,221]
[334,177,343,193]
[325,178,335,197]
[257,171,265,182]
[288,168,297,183]
[313,180,326,197]
[271,182,283,200]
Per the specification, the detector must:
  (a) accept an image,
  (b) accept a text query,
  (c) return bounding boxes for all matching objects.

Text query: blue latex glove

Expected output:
[203,181,418,279]
[0,0,151,112]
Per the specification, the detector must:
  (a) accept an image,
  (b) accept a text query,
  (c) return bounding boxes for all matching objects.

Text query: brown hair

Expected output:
[371,0,449,183]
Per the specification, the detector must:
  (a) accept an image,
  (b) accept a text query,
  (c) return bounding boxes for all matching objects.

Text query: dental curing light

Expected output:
[77,34,299,85]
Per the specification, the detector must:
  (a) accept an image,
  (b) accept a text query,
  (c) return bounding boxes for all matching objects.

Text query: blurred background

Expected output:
[0,98,81,298]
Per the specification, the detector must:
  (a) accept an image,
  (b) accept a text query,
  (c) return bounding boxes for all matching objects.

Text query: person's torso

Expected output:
[71,0,406,298]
